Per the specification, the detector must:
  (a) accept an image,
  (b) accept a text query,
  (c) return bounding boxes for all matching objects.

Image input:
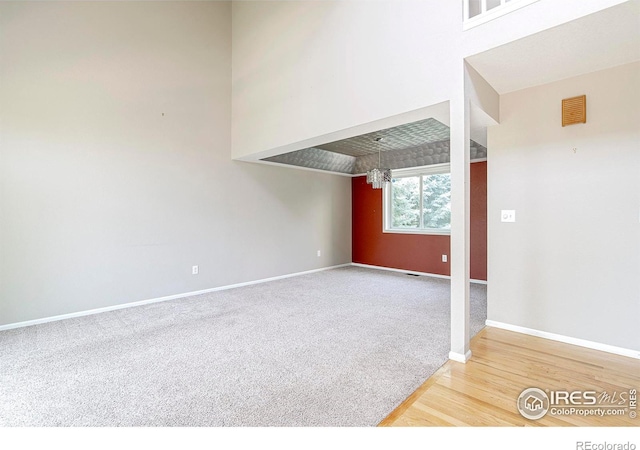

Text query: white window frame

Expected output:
[383,163,451,235]
[463,0,541,31]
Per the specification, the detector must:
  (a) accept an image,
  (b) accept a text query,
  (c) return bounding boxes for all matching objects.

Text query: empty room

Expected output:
[1,0,638,445]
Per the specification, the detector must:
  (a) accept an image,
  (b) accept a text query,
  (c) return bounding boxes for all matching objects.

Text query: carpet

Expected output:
[0,266,487,426]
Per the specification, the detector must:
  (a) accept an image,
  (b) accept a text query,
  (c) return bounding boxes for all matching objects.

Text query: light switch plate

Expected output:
[501,210,516,222]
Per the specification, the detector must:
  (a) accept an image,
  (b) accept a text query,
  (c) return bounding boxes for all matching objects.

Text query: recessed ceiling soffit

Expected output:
[263,118,487,175]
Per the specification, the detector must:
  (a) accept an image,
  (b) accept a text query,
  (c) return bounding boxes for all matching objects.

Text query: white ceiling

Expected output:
[466,0,640,94]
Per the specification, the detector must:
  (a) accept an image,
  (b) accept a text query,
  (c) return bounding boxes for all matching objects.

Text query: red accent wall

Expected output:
[469,161,487,280]
[352,161,487,280]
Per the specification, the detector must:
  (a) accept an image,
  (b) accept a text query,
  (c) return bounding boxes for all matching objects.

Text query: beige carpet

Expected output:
[0,266,486,426]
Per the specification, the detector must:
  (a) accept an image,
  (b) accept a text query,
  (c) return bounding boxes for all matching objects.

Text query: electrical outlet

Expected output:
[317,250,321,257]
[501,210,516,222]
[442,255,448,263]
[192,265,199,275]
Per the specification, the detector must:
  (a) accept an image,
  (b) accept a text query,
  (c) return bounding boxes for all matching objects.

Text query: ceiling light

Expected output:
[366,137,391,189]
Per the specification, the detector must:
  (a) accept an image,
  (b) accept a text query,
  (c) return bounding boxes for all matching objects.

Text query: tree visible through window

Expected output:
[422,173,451,229]
[391,177,420,228]
[385,165,451,234]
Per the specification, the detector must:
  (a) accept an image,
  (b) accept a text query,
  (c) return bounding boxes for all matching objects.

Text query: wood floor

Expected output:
[380,327,640,426]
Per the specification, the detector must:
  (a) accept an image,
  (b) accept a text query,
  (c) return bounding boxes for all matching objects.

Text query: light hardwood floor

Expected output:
[380,327,640,426]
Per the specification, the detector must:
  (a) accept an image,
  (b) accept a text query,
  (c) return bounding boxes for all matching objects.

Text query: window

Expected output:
[383,163,451,235]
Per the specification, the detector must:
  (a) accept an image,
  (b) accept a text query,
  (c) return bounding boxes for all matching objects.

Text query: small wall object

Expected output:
[562,95,586,127]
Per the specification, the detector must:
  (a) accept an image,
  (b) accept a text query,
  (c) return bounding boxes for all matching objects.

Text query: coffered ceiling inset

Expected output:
[262,118,487,175]
[315,118,451,157]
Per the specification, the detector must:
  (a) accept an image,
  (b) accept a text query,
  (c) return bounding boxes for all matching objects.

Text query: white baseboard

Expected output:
[351,262,487,285]
[486,320,640,360]
[0,263,352,332]
[449,350,472,363]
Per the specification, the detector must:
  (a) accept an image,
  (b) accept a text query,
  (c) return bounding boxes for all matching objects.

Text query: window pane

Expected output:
[422,173,451,229]
[391,177,420,228]
[487,0,502,11]
[468,0,482,18]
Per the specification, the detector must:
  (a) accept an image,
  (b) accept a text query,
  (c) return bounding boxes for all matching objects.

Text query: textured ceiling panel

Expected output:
[264,147,356,174]
[261,117,487,175]
[353,140,487,174]
[316,118,451,157]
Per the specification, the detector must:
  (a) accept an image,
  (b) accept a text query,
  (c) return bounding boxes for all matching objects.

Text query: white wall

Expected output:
[487,62,640,351]
[231,0,459,159]
[0,2,351,327]
[461,0,628,57]
[231,0,627,160]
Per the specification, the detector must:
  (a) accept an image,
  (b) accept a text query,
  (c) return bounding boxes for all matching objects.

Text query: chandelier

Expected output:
[366,137,391,189]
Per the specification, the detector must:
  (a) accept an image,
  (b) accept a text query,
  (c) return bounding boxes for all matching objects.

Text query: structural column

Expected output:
[449,66,472,363]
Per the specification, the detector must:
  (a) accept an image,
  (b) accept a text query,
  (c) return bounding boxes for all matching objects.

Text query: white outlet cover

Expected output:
[501,210,516,223]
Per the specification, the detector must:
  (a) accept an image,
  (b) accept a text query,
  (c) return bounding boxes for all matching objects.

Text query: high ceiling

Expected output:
[466,0,640,94]
[263,1,639,176]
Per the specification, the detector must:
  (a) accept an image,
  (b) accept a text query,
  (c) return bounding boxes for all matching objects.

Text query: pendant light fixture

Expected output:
[366,137,391,189]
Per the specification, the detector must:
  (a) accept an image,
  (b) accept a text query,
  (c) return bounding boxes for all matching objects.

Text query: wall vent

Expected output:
[562,95,586,127]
